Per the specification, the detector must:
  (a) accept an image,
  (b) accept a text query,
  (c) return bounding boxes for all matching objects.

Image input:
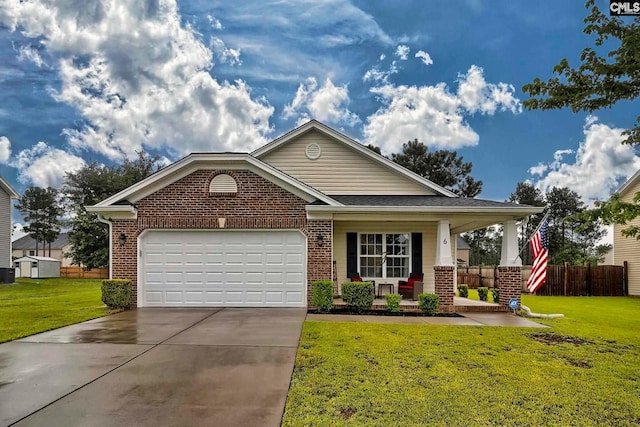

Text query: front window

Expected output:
[359,233,410,279]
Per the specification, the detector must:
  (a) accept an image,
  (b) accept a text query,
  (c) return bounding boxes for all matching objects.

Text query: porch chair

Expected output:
[398,272,424,300]
[348,272,363,282]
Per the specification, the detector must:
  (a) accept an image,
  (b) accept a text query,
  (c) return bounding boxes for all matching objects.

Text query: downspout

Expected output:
[520,304,564,319]
[96,215,113,280]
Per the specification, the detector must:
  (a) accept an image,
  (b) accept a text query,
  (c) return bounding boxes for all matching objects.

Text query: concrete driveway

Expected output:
[0,308,306,427]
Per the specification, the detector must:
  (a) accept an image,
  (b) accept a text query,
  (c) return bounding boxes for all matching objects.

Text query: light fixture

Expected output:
[118,232,127,247]
[317,233,325,247]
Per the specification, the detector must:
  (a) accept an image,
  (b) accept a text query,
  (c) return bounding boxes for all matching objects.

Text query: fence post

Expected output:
[586,263,591,296]
[624,261,629,296]
[563,262,569,296]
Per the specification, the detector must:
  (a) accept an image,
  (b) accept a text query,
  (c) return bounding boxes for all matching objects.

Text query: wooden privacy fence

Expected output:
[458,263,627,296]
[60,266,109,279]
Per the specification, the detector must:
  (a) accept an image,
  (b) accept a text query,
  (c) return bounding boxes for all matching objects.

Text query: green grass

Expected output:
[283,296,640,426]
[0,278,118,343]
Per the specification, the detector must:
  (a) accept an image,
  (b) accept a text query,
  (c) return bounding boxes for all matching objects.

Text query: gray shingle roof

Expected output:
[322,195,531,208]
[12,232,70,250]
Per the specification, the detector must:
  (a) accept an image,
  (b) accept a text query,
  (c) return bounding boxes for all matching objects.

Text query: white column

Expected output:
[435,220,454,266]
[500,220,522,267]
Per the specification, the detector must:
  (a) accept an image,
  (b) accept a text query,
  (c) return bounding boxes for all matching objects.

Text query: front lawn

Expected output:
[283,295,640,426]
[0,278,118,343]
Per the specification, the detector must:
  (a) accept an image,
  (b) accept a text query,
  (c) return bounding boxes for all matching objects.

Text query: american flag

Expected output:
[526,215,550,294]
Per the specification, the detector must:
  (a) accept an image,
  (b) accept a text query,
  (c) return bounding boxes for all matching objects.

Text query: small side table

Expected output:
[378,283,394,297]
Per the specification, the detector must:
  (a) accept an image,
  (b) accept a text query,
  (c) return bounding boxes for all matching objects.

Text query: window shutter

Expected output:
[411,233,422,274]
[346,232,358,276]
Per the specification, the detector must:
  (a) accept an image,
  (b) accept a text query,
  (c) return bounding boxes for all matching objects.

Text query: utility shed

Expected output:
[14,256,61,279]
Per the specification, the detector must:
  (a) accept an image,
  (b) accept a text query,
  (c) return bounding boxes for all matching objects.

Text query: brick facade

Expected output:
[497,266,522,310]
[110,169,332,306]
[434,266,455,312]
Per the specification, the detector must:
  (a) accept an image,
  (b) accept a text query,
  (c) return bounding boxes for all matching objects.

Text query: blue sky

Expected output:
[1,0,639,224]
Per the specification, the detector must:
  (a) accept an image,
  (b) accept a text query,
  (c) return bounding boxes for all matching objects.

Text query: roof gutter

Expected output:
[305,205,544,215]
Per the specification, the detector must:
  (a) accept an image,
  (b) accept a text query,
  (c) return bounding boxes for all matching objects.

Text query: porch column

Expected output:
[434,220,455,312]
[498,220,522,310]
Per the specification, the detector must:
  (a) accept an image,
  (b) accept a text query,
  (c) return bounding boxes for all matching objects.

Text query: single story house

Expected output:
[0,176,19,284]
[12,233,75,266]
[88,120,542,311]
[612,169,640,295]
[14,255,61,278]
[456,236,470,267]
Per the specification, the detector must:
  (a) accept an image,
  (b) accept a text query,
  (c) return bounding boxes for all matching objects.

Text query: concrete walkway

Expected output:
[0,308,306,427]
[306,311,548,327]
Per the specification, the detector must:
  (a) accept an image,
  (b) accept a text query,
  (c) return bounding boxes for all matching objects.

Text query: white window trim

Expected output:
[358,232,411,280]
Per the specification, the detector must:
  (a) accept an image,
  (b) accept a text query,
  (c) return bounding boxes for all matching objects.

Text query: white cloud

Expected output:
[415,50,433,66]
[283,77,360,126]
[456,65,521,114]
[0,136,11,163]
[12,142,86,188]
[363,60,399,84]
[12,223,28,242]
[530,116,640,203]
[0,0,273,160]
[15,43,46,68]
[209,37,242,66]
[364,65,521,153]
[379,54,386,61]
[528,163,548,176]
[395,44,410,60]
[206,14,222,30]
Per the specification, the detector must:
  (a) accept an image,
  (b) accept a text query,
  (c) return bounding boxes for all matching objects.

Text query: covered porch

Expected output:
[307,195,543,313]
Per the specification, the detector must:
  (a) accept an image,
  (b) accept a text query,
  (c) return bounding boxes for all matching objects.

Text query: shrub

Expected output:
[342,281,374,312]
[312,280,334,312]
[458,284,469,298]
[491,288,500,304]
[101,279,132,309]
[478,287,489,301]
[385,293,402,313]
[418,293,439,316]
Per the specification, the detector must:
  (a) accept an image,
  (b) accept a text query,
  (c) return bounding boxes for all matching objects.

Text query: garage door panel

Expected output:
[141,230,307,307]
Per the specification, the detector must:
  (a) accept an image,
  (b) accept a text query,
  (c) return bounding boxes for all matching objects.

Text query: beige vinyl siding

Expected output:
[333,221,438,294]
[11,248,74,266]
[261,130,435,195]
[0,189,11,268]
[614,177,640,295]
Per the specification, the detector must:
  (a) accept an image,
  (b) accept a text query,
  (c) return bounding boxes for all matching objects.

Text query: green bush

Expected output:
[491,288,500,304]
[312,280,334,312]
[418,293,439,316]
[458,284,469,298]
[478,287,489,301]
[341,281,374,312]
[385,293,402,313]
[101,279,132,309]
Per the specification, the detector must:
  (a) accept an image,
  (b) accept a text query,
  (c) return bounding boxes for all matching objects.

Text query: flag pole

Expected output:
[515,209,550,262]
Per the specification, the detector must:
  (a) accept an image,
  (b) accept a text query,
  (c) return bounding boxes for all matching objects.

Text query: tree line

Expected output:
[16,152,163,268]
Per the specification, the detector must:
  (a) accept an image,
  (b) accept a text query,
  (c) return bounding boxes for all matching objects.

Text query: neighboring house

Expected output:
[456,236,470,267]
[88,120,541,311]
[12,233,74,266]
[613,169,640,296]
[0,176,19,281]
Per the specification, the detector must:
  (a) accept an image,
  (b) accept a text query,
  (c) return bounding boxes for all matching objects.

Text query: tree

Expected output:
[522,1,640,146]
[522,1,640,238]
[508,182,546,264]
[462,227,501,266]
[392,139,483,197]
[15,187,62,256]
[65,151,163,268]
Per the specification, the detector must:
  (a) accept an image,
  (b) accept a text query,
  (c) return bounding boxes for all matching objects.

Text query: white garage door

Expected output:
[140,230,307,307]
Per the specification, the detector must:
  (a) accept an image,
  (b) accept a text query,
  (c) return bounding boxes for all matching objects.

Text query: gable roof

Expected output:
[88,153,341,215]
[12,233,70,250]
[14,255,61,263]
[456,235,470,250]
[618,169,640,196]
[0,176,18,199]
[251,120,457,198]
